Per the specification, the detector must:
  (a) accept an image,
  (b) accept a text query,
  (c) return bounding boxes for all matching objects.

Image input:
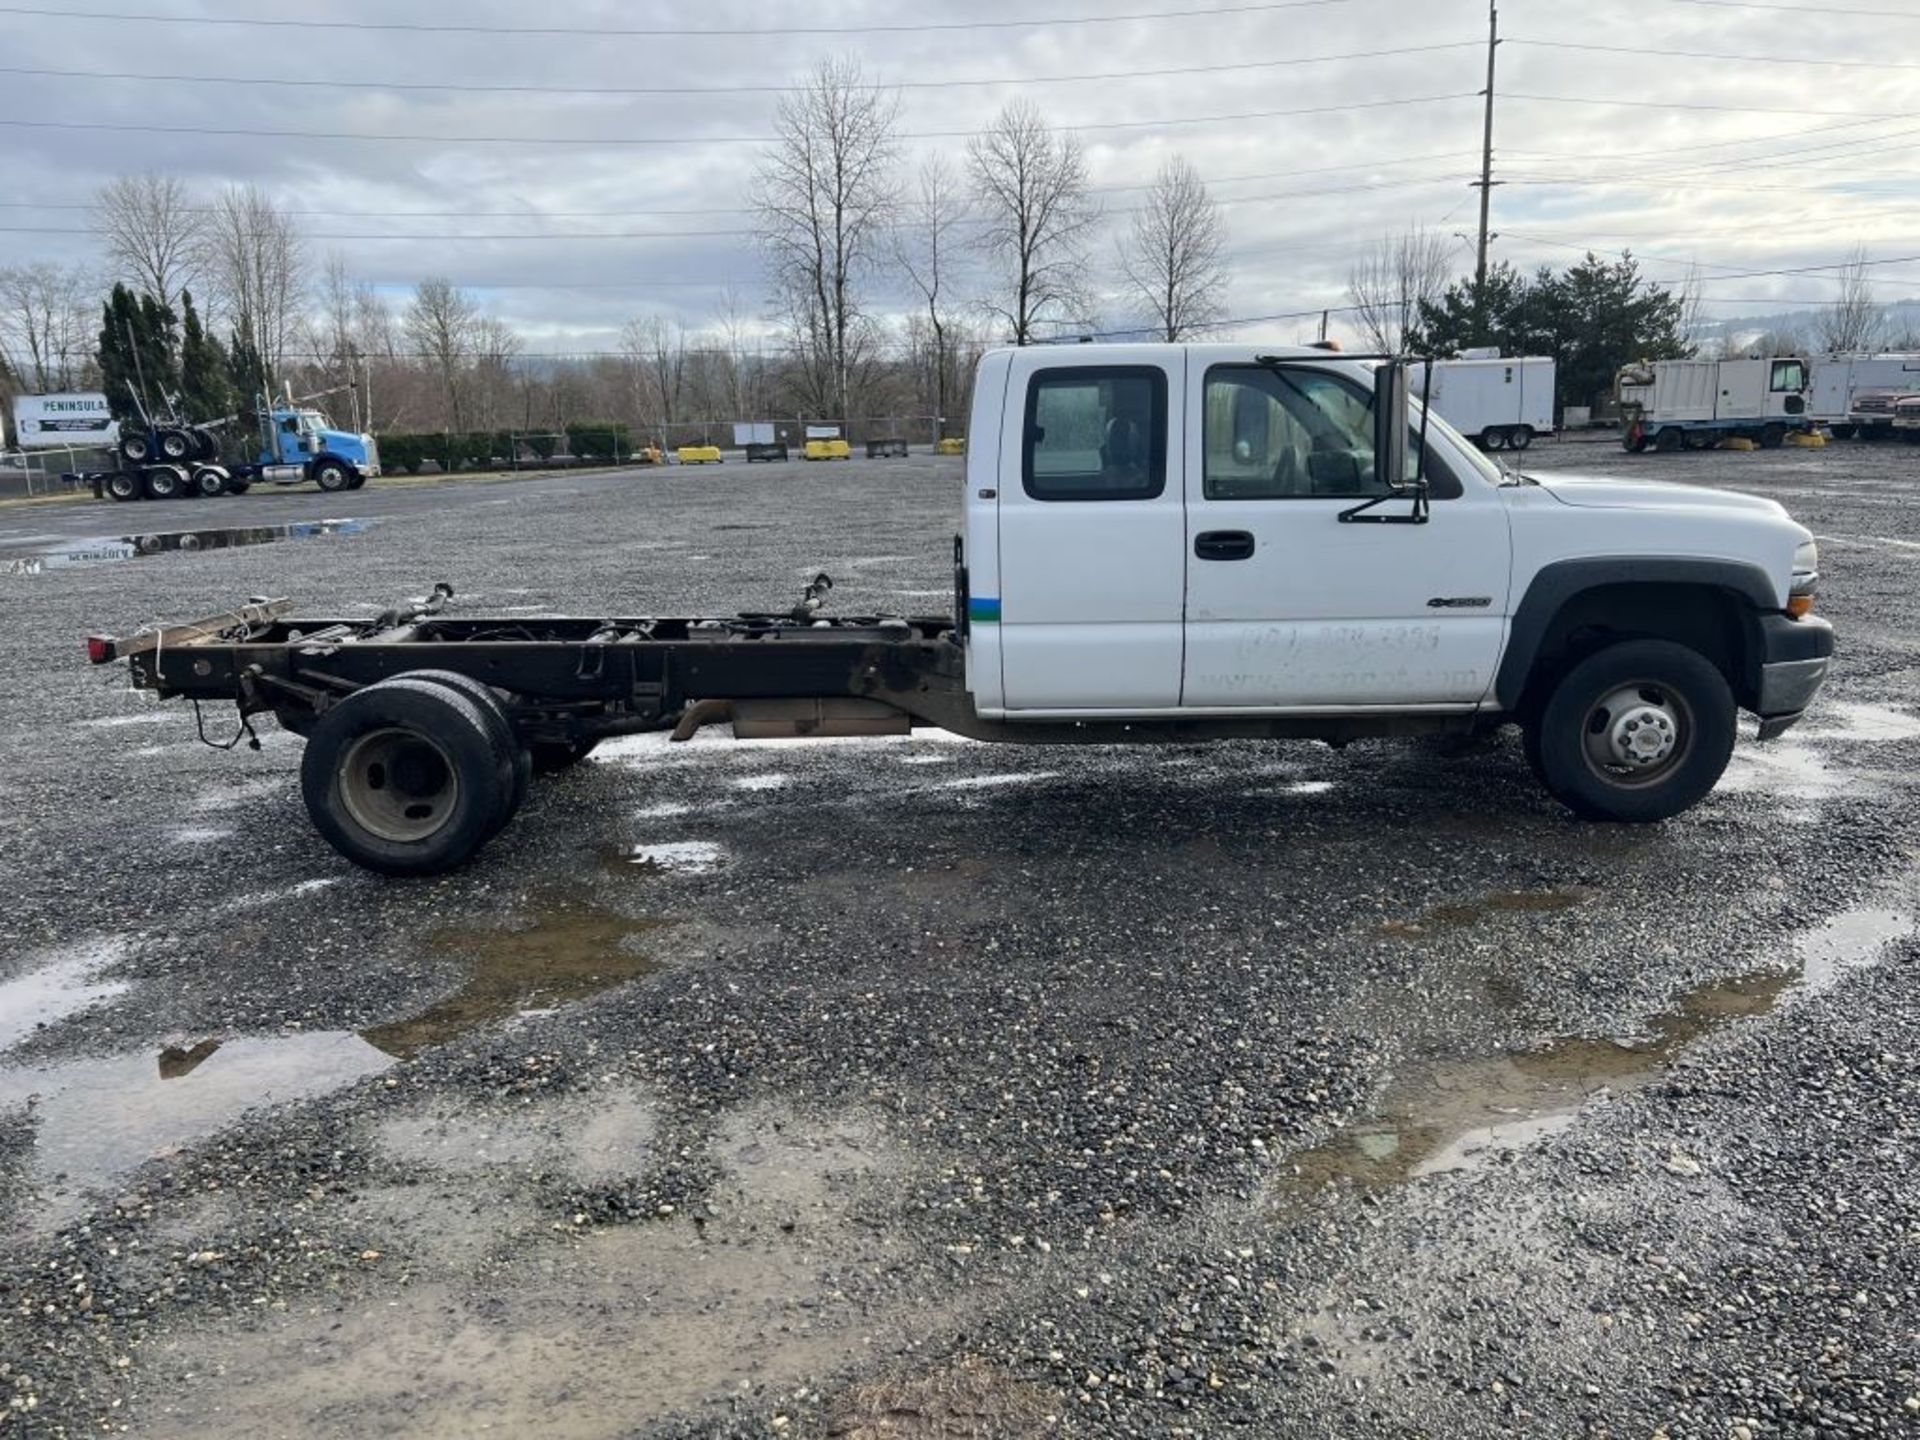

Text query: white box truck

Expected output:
[1616,357,1813,451]
[1414,356,1556,451]
[1808,353,1920,438]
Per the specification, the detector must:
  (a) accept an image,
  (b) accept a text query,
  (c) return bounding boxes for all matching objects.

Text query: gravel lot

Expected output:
[2,438,1917,1437]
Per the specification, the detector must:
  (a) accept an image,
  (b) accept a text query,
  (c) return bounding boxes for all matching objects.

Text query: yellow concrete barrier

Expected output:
[827,439,852,460]
[1719,437,1758,451]
[936,437,966,456]
[677,445,722,464]
[1786,430,1827,447]
[803,439,833,461]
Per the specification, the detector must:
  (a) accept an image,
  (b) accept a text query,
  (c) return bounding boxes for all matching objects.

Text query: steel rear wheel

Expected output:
[1529,639,1736,822]
[391,669,529,832]
[301,679,513,874]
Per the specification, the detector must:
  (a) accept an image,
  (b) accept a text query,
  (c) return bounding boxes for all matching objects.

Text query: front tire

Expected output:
[313,460,353,492]
[1529,640,1736,822]
[300,679,513,875]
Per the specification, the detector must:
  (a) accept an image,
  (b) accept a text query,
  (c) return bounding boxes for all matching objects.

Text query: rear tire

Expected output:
[223,476,251,495]
[141,467,183,501]
[1509,425,1534,451]
[106,471,142,501]
[388,670,529,835]
[1654,427,1684,453]
[119,432,152,465]
[300,679,512,875]
[158,429,193,462]
[1482,428,1508,452]
[1529,639,1736,823]
[191,466,227,498]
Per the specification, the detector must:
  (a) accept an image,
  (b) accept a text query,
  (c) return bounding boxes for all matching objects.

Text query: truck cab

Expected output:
[257,406,381,490]
[960,343,1831,820]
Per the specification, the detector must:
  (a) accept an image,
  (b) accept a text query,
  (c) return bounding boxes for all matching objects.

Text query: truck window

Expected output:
[1203,366,1390,500]
[1770,360,1807,392]
[1022,367,1166,501]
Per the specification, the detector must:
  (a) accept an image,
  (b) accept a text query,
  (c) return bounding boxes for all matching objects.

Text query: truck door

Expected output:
[995,350,1186,711]
[1180,360,1510,709]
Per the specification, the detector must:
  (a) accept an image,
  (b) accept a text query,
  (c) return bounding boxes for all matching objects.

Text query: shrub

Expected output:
[378,433,425,475]
[566,423,632,462]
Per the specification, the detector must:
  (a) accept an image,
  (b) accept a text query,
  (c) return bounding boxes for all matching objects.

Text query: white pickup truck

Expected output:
[94,343,1834,874]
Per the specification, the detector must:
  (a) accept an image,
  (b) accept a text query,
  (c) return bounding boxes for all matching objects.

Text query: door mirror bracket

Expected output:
[1342,356,1431,525]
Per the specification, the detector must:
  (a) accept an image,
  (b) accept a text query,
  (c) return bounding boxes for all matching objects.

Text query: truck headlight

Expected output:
[1789,539,1818,618]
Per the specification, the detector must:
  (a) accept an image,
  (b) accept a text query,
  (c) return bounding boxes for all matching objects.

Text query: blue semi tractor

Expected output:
[76,394,382,501]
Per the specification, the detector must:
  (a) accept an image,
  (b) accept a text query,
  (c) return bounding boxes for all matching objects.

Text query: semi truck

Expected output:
[88,344,1832,876]
[1414,355,1555,451]
[74,393,381,501]
[1616,357,1814,451]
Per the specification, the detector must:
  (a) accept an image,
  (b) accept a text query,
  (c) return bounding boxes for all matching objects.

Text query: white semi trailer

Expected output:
[1414,356,1556,451]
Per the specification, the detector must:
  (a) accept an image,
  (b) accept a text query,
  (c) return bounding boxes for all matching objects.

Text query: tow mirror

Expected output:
[1344,358,1429,526]
[1372,358,1410,491]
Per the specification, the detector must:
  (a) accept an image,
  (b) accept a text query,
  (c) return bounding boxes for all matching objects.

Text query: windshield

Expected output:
[298,410,331,433]
[1412,396,1507,486]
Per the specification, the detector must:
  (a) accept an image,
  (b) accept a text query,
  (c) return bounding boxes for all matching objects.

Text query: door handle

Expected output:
[1194,530,1255,561]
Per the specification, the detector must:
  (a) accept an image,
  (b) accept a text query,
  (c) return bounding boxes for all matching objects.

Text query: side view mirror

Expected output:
[1344,358,1429,526]
[1373,358,1411,491]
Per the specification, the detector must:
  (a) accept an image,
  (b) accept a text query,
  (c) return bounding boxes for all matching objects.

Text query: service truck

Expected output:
[89,345,1832,876]
[1616,357,1814,451]
[1414,355,1555,451]
[75,395,381,502]
[1807,352,1920,437]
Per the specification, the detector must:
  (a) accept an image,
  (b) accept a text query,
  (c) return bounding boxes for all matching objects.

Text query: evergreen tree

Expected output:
[227,329,269,412]
[96,283,179,424]
[1407,254,1690,411]
[178,291,234,423]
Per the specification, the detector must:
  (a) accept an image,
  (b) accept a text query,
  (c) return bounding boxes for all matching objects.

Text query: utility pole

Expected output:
[1472,0,1500,343]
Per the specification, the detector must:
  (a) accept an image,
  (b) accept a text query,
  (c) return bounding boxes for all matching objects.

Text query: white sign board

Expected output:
[804,424,842,440]
[732,422,774,446]
[12,393,119,450]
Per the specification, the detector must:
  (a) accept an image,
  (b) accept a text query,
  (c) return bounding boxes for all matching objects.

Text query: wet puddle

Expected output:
[0,940,133,1051]
[2,518,370,575]
[1377,887,1591,938]
[0,1032,394,1230]
[608,840,729,874]
[1277,970,1791,1199]
[361,898,665,1059]
[1287,890,1916,1202]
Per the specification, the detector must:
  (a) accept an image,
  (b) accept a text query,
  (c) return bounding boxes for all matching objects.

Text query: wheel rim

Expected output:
[1580,681,1693,787]
[338,727,460,842]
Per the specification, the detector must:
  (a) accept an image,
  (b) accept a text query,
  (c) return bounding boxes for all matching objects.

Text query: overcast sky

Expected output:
[1,0,1915,352]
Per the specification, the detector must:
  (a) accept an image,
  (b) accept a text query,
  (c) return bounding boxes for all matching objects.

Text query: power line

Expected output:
[1505,91,1920,119]
[0,43,1478,97]
[0,93,1480,147]
[1669,0,1920,17]
[0,0,1359,38]
[1510,36,1920,67]
[0,151,1482,221]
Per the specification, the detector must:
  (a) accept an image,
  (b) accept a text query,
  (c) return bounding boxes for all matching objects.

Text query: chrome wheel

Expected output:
[1581,682,1692,787]
[338,727,459,843]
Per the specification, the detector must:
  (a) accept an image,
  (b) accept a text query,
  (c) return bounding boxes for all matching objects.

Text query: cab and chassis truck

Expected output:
[89,345,1834,876]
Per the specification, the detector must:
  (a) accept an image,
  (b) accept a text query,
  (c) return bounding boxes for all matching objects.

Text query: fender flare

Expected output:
[1495,556,1779,711]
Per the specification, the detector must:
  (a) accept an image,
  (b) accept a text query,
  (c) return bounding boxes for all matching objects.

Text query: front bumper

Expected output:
[1753,613,1835,739]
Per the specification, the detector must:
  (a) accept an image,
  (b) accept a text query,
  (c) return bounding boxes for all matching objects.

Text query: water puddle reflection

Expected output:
[3,518,371,575]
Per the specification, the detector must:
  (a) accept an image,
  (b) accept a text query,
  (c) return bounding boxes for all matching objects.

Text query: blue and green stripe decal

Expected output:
[967,596,1002,624]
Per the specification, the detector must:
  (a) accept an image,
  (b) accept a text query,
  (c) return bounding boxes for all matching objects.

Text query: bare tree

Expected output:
[405,278,478,430]
[206,184,305,380]
[0,262,96,391]
[1119,157,1227,342]
[1346,229,1454,354]
[1814,247,1885,354]
[711,285,762,421]
[892,153,971,427]
[470,315,520,430]
[620,316,688,441]
[968,100,1096,345]
[754,56,899,420]
[94,174,204,310]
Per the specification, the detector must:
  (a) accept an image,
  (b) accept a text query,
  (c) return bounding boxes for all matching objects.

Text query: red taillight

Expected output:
[86,635,113,664]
